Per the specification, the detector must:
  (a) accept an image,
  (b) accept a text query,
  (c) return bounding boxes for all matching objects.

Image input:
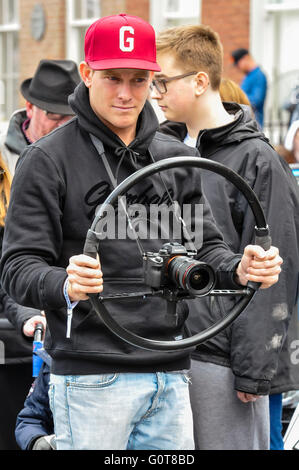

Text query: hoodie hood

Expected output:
[202,102,265,147]
[5,109,28,155]
[69,82,159,177]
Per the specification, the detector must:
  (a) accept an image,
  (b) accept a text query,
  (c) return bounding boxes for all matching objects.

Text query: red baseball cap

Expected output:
[84,14,161,72]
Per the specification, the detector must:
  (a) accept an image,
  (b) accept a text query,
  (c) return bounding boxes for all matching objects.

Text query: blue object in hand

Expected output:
[33,323,44,377]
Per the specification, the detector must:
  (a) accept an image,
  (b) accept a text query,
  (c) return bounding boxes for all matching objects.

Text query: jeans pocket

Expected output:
[66,373,120,389]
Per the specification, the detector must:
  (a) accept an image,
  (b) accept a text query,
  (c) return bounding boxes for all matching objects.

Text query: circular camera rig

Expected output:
[83,156,271,351]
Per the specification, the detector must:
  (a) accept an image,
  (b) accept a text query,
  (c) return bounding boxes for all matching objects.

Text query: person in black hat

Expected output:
[0,59,80,450]
[231,48,267,128]
[0,59,81,176]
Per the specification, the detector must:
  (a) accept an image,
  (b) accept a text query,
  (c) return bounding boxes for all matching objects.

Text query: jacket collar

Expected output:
[159,102,266,156]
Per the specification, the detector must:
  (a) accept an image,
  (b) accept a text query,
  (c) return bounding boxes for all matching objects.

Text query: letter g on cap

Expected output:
[119,26,134,52]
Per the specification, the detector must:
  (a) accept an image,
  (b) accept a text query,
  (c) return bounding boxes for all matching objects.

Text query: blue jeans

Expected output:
[49,372,194,450]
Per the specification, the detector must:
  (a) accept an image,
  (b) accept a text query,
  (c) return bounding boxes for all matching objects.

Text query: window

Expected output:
[266,0,299,10]
[164,0,200,25]
[66,0,101,64]
[151,0,201,32]
[267,0,298,4]
[0,0,19,121]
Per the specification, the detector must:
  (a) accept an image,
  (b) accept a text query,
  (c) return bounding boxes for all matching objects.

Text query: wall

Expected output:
[126,0,149,21]
[19,0,66,106]
[201,0,250,83]
[101,0,126,17]
[100,0,149,19]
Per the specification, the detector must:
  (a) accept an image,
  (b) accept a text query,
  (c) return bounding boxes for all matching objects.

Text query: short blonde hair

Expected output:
[156,24,223,90]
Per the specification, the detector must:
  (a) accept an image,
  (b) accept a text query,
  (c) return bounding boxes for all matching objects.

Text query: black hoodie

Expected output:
[1,84,242,374]
[160,102,299,394]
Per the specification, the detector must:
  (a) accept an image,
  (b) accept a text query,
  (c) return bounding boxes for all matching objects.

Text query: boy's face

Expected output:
[151,54,196,123]
[81,64,153,142]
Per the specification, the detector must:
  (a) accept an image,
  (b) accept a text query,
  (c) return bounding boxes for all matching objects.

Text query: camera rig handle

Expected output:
[83,156,271,351]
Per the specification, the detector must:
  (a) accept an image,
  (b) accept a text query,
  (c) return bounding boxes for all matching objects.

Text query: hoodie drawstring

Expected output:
[115,147,139,183]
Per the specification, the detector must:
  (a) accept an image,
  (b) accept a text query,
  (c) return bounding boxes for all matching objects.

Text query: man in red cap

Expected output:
[1,14,282,450]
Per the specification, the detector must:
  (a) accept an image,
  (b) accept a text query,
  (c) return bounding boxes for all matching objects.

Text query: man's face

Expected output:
[26,104,72,142]
[235,56,249,74]
[81,65,153,142]
[151,54,196,123]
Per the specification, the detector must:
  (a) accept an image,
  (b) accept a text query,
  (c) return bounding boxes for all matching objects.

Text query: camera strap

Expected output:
[90,133,197,254]
[89,133,145,256]
[148,146,198,253]
[90,134,117,187]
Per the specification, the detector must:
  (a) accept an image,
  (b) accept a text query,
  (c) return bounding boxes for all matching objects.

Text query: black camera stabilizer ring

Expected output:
[83,156,271,351]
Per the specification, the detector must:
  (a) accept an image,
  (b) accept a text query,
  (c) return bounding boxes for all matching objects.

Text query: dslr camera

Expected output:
[143,242,216,296]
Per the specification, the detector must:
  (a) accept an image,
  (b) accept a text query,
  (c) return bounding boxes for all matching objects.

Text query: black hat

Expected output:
[21,59,81,115]
[231,48,249,65]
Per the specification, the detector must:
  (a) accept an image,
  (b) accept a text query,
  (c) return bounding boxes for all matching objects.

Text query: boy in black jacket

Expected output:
[153,24,299,450]
[1,15,282,450]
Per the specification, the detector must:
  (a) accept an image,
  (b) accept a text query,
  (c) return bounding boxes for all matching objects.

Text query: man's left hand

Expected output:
[236,245,282,289]
[23,314,47,338]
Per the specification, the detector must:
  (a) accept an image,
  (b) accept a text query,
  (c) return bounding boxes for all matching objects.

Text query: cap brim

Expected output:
[87,58,161,72]
[21,78,75,115]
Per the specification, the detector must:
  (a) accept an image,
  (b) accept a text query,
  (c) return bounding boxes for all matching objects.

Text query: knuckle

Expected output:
[67,264,77,275]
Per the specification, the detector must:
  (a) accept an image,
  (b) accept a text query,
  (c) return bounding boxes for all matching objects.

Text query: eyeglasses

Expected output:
[152,71,197,95]
[43,110,72,121]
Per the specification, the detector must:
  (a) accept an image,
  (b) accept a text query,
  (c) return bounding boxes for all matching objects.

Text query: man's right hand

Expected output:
[66,254,103,302]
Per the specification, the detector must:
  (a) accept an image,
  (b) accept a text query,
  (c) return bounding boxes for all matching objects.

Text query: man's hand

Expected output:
[237,392,262,403]
[66,254,103,302]
[23,314,47,338]
[235,245,282,289]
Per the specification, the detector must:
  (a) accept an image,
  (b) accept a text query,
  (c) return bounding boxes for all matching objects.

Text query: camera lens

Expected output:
[168,256,215,295]
[189,269,211,291]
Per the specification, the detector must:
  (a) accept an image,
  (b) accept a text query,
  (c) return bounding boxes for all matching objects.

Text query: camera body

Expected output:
[143,242,216,296]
